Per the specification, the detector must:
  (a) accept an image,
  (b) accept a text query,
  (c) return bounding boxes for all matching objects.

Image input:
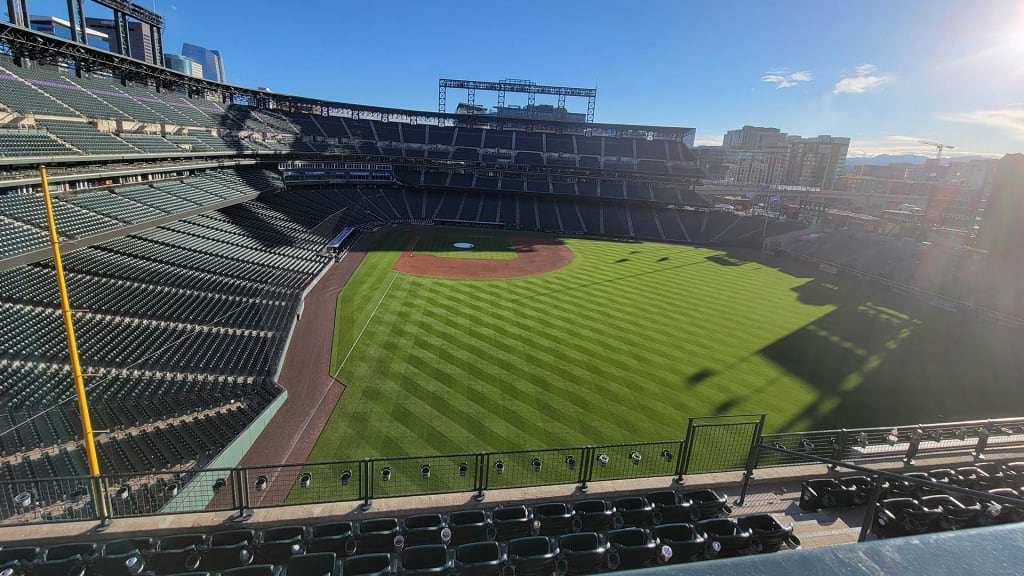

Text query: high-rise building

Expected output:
[164,54,204,79]
[976,154,1024,259]
[29,15,110,50]
[783,135,850,189]
[84,18,157,66]
[181,43,225,83]
[723,126,788,149]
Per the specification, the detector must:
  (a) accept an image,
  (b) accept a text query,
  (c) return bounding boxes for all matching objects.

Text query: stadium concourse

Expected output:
[0,20,1022,576]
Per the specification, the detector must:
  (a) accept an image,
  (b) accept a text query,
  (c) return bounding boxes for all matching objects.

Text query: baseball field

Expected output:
[305,226,1024,463]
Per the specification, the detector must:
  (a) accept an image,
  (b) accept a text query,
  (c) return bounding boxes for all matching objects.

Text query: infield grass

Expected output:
[308,227,1024,463]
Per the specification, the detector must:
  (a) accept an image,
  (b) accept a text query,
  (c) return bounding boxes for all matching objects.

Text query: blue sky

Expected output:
[24,0,1024,157]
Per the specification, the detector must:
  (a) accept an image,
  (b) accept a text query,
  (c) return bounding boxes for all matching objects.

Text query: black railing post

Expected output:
[857,475,885,543]
[578,447,591,493]
[829,429,847,471]
[475,453,488,501]
[681,417,697,477]
[232,468,253,522]
[474,453,486,501]
[672,439,686,484]
[974,422,992,460]
[361,459,372,510]
[736,415,766,506]
[95,475,112,528]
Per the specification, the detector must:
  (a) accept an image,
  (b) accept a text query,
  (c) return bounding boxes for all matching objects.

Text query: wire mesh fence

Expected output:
[102,467,228,518]
[0,475,99,525]
[684,416,763,474]
[242,459,364,509]
[586,440,684,483]
[368,453,480,499]
[758,429,844,468]
[482,447,586,491]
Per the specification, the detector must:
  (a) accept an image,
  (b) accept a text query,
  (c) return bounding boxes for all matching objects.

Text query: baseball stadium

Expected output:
[0,2,1023,575]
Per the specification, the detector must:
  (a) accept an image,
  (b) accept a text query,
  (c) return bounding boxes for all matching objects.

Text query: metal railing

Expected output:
[3,414,1024,527]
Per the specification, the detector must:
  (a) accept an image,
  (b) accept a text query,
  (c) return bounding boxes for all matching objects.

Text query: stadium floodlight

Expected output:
[494,460,505,475]
[598,454,610,468]
[421,464,431,479]
[340,470,352,485]
[532,458,543,472]
[381,467,392,482]
[565,455,577,470]
[629,451,642,465]
[300,472,313,488]
[255,475,268,492]
[661,449,673,463]
[116,485,130,500]
[458,462,468,477]
[213,478,226,493]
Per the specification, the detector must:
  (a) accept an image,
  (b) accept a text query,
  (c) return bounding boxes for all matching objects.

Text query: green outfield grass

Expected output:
[307,227,1024,464]
[411,230,518,260]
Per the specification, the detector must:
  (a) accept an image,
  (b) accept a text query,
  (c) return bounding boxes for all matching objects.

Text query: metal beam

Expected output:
[114,11,130,58]
[65,0,85,43]
[91,0,164,27]
[0,23,691,140]
[440,78,597,98]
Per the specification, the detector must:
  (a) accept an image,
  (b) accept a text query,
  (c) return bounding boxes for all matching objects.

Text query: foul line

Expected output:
[331,271,400,381]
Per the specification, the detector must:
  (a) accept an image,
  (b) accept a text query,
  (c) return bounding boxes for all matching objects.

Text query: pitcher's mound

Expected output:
[395,233,573,279]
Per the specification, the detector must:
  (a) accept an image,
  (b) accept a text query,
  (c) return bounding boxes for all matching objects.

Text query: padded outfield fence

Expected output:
[2,414,1024,526]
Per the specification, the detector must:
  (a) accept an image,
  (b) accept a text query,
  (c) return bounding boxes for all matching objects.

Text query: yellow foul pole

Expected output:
[38,165,109,523]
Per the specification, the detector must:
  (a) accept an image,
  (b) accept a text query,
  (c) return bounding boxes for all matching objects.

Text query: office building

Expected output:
[182,43,225,83]
[165,54,204,79]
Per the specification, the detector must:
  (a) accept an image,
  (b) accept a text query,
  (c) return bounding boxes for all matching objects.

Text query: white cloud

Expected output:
[761,70,812,89]
[833,64,892,94]
[846,135,1003,158]
[938,106,1024,141]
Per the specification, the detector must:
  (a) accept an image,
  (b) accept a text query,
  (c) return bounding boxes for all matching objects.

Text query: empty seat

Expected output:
[606,527,661,569]
[285,552,336,576]
[220,565,282,576]
[613,496,656,528]
[24,555,87,576]
[159,535,207,551]
[453,541,506,576]
[737,514,799,553]
[0,547,42,570]
[399,545,451,575]
[342,553,393,576]
[255,526,306,564]
[448,510,493,545]
[534,502,576,536]
[403,514,448,547]
[682,489,731,518]
[648,491,700,523]
[492,506,533,541]
[573,499,615,532]
[697,518,752,558]
[44,543,97,561]
[507,536,562,576]
[210,530,256,547]
[654,523,718,563]
[307,521,356,555]
[196,544,254,572]
[558,533,609,575]
[102,539,155,557]
[357,518,401,554]
[144,546,202,574]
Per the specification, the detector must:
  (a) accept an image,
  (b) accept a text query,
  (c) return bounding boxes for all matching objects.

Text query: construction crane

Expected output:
[920,140,955,160]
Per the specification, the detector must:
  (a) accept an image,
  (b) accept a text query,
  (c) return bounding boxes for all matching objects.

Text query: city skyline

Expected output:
[18,0,1024,158]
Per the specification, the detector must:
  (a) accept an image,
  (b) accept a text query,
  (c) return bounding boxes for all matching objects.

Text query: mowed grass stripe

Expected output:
[309,230,1019,463]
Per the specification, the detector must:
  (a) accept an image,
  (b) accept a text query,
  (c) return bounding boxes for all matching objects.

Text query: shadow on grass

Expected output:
[712,246,1024,432]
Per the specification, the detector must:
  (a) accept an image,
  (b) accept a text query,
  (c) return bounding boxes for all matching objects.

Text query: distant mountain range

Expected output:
[844,154,991,166]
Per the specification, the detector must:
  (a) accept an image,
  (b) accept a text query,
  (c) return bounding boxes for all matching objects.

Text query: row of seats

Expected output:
[0,488,800,575]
